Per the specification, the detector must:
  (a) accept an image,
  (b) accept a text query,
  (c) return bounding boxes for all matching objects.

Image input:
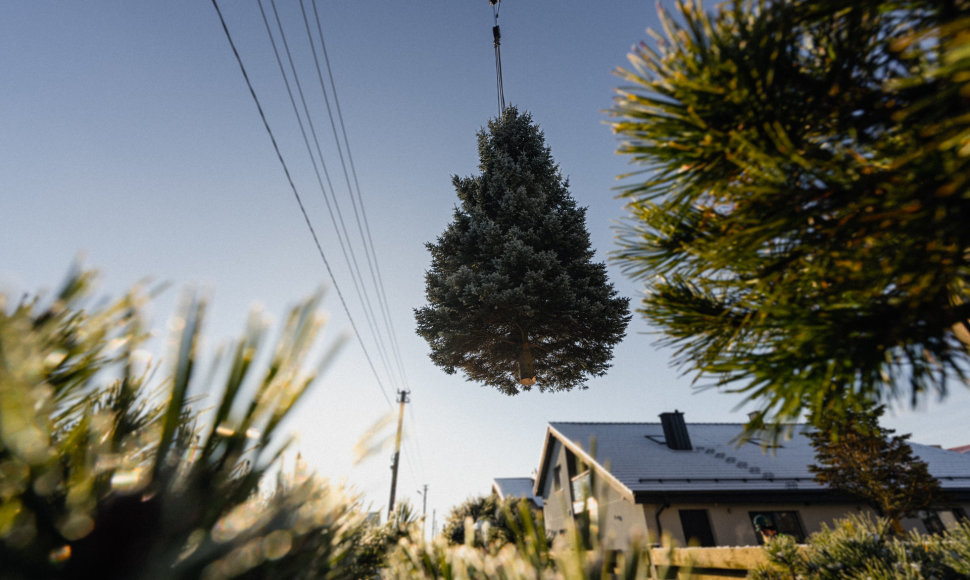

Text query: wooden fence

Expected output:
[647,545,769,579]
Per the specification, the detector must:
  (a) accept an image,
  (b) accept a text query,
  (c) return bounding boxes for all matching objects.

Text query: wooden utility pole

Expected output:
[419,483,429,539]
[387,389,409,520]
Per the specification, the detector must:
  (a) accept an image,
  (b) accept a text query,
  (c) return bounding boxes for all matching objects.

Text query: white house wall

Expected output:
[589,474,648,551]
[645,501,871,547]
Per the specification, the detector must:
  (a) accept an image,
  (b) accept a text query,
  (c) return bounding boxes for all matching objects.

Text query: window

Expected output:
[919,510,946,535]
[679,509,716,547]
[749,511,805,544]
[571,470,591,502]
[570,469,594,516]
[552,465,562,492]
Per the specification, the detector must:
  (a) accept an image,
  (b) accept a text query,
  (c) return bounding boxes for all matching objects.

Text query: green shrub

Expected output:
[439,494,545,548]
[750,513,970,580]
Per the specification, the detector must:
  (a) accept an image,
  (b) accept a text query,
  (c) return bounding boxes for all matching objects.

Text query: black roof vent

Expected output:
[659,410,692,451]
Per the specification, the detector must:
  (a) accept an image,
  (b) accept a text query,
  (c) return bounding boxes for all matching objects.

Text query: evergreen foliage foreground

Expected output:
[610,0,970,428]
[0,268,389,579]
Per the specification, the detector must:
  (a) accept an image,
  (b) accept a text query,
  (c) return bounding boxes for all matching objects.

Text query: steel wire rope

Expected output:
[211,0,392,407]
[260,0,400,393]
[307,0,412,393]
[492,0,505,116]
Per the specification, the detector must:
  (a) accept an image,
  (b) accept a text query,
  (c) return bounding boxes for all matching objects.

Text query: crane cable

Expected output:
[491,0,505,116]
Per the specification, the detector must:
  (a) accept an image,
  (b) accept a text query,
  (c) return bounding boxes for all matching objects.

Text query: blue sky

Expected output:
[3,1,969,529]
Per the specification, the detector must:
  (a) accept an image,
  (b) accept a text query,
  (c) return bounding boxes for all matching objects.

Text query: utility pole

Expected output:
[418,484,429,539]
[387,389,409,521]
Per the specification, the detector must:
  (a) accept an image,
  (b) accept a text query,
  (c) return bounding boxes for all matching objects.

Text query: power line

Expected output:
[260,0,399,393]
[306,0,412,392]
[213,0,427,488]
[298,0,427,481]
[211,0,392,407]
[406,403,427,479]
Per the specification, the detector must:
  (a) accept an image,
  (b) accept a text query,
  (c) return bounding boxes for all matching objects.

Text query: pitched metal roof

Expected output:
[493,477,542,507]
[541,421,970,498]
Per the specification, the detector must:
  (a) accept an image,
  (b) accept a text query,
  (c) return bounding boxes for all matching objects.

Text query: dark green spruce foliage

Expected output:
[809,406,945,535]
[416,108,630,394]
[610,0,970,427]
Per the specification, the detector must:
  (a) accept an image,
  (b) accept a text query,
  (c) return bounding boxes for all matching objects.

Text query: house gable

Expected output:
[534,425,635,504]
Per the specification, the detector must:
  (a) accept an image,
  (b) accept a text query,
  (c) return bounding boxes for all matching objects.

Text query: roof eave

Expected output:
[632,487,970,505]
[632,488,855,505]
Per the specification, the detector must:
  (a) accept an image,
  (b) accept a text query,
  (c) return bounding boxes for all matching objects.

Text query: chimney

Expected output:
[659,410,692,450]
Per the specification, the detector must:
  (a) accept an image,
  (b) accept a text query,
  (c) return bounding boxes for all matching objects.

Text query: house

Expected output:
[492,477,543,509]
[533,411,970,549]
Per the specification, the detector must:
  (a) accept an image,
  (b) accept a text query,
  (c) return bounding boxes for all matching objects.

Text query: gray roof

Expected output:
[493,477,542,507]
[541,421,970,499]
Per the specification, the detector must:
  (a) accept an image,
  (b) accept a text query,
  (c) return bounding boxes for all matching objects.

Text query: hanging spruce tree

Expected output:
[415,108,630,394]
